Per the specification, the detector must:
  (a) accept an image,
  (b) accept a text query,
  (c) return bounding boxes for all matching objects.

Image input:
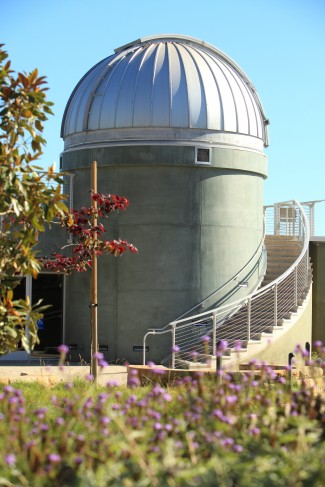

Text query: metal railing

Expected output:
[143,200,312,368]
[264,199,325,238]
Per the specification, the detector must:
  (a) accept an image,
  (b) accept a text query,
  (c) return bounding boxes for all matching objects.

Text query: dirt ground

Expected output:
[0,364,128,387]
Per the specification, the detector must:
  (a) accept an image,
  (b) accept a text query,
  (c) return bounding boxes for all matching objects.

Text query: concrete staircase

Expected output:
[174,234,311,370]
[262,235,302,286]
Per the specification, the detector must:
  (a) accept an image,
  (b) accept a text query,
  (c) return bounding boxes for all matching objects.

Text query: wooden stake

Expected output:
[90,160,98,385]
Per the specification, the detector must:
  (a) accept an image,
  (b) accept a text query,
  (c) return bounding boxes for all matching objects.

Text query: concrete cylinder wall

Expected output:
[62,145,267,363]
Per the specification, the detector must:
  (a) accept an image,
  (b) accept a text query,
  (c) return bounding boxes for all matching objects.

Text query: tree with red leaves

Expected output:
[41,191,138,273]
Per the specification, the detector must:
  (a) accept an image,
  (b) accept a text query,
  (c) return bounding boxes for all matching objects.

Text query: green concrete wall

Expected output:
[61,145,267,363]
[310,239,325,345]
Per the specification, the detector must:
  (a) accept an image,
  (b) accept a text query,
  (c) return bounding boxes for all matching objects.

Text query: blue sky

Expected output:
[2,0,325,234]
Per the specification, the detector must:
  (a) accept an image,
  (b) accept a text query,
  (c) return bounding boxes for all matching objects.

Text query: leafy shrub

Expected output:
[0,350,325,486]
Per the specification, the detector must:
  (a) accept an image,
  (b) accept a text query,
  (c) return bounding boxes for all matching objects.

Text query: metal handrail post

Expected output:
[247,298,251,341]
[216,341,222,384]
[143,332,151,365]
[274,203,279,235]
[285,206,289,235]
[291,204,296,237]
[212,313,217,356]
[274,283,278,327]
[310,203,315,237]
[294,266,298,307]
[171,323,176,369]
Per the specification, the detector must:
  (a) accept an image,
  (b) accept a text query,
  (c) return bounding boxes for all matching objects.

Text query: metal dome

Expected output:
[61,34,269,148]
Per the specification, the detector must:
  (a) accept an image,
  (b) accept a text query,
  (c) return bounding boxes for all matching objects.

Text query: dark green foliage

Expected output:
[0,360,325,486]
[0,44,67,353]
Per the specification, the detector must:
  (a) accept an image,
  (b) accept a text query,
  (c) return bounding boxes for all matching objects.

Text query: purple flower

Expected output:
[33,407,48,418]
[5,454,16,466]
[137,399,148,408]
[48,453,61,463]
[213,409,228,422]
[128,376,140,387]
[57,344,69,354]
[25,440,36,448]
[98,392,109,402]
[249,427,261,436]
[163,392,172,402]
[221,437,234,447]
[313,340,323,348]
[190,350,198,359]
[150,446,160,453]
[201,335,211,343]
[234,340,243,351]
[99,360,109,368]
[225,395,238,405]
[233,444,244,453]
[151,367,166,375]
[217,340,228,351]
[93,352,104,360]
[101,416,111,425]
[171,344,180,353]
[4,385,14,393]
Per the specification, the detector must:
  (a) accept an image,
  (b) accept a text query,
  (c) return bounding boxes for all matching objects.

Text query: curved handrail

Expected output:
[168,200,309,325]
[143,200,311,366]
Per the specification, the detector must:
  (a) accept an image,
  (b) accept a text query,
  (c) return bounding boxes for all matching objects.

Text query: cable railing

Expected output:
[143,200,313,368]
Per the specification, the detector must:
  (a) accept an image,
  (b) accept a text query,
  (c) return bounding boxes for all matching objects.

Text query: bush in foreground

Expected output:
[0,351,325,486]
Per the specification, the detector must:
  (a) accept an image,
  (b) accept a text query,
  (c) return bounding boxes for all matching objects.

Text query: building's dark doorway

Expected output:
[11,278,26,301]
[33,274,63,350]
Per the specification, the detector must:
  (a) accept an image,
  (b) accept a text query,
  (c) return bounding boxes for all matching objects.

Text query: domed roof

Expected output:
[61,35,269,148]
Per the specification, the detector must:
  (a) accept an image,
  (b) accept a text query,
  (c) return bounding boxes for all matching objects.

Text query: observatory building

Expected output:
[59,34,270,363]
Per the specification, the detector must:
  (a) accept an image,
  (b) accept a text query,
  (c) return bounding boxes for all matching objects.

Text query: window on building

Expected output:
[196,147,211,165]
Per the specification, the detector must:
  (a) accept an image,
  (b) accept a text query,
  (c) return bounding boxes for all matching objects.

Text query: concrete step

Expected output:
[266,259,297,266]
[266,251,301,259]
[265,239,301,245]
[265,235,301,242]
